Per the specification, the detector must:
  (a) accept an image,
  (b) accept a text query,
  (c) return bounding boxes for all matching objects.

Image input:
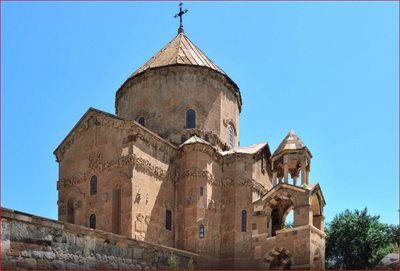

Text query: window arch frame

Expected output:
[186,109,196,129]
[165,209,172,231]
[199,224,205,239]
[89,214,96,229]
[229,125,234,147]
[90,175,97,196]
[241,209,247,232]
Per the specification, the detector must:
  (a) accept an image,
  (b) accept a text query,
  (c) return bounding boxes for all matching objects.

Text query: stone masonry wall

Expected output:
[1,208,197,270]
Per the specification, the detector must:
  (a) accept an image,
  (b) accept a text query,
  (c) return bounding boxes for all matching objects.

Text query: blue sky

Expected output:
[2,1,398,225]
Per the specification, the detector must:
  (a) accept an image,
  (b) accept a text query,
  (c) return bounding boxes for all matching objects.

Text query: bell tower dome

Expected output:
[115,29,242,149]
[270,130,312,186]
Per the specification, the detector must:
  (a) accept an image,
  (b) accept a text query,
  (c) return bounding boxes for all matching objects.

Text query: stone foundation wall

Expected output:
[1,208,197,270]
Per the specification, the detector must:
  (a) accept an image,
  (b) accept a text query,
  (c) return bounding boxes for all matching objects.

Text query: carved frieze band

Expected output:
[59,153,267,194]
[180,167,267,194]
[181,167,218,186]
[57,151,172,189]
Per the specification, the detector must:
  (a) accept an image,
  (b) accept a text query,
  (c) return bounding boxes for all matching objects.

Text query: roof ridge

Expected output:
[175,33,185,64]
[129,34,180,77]
[183,34,224,73]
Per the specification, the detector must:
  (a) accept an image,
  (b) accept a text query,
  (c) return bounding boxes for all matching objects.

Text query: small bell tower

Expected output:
[270,130,312,187]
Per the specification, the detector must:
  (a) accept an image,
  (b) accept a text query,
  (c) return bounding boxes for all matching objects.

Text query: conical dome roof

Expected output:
[129,32,226,79]
[273,130,312,157]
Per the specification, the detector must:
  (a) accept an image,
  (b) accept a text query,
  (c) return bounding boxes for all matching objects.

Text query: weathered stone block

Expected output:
[2,260,16,270]
[2,209,197,270]
[36,259,49,269]
[32,250,44,259]
[1,240,10,253]
[133,247,144,259]
[6,248,20,257]
[72,254,79,263]
[43,251,56,260]
[94,261,109,270]
[2,221,11,241]
[110,262,118,269]
[66,262,80,269]
[51,260,66,269]
[23,258,37,269]
[21,250,32,257]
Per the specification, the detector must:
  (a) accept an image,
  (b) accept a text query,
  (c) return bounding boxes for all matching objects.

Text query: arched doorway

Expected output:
[264,248,292,270]
[311,194,323,230]
[270,196,295,236]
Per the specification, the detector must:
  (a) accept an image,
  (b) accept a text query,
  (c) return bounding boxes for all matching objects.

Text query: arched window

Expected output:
[271,208,280,236]
[241,210,247,232]
[166,210,172,230]
[229,126,234,147]
[90,175,97,196]
[199,224,205,239]
[89,214,96,229]
[138,117,145,126]
[200,186,204,196]
[186,109,196,129]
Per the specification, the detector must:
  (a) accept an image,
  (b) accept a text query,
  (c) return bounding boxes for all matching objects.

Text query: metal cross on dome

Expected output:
[174,2,188,28]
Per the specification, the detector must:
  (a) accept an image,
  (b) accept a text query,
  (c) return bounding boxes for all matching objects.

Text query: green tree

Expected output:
[187,258,195,270]
[326,208,398,269]
[168,253,178,270]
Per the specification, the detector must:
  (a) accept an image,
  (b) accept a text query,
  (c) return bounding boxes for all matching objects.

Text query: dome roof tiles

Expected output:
[129,33,226,78]
[273,130,312,157]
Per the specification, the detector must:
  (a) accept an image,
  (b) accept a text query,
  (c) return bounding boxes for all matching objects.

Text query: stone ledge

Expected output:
[276,224,326,238]
[1,207,197,259]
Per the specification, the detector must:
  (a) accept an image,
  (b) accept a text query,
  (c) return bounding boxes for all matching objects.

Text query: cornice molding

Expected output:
[180,167,267,193]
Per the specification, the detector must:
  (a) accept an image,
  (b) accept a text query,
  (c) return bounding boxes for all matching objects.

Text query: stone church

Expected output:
[54,10,326,269]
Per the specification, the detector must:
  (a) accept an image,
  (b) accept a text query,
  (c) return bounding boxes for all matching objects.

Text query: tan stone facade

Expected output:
[54,30,326,269]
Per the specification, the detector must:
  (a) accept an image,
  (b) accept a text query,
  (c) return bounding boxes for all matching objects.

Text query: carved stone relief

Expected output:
[134,212,152,241]
[74,200,83,209]
[208,199,216,211]
[101,192,109,202]
[58,152,173,189]
[181,168,219,186]
[134,190,142,204]
[58,201,66,215]
[180,168,267,196]
[164,200,172,209]
[186,194,195,206]
[88,196,96,206]
[135,213,147,233]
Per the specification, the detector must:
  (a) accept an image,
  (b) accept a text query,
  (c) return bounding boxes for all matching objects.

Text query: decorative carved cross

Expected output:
[174,2,188,27]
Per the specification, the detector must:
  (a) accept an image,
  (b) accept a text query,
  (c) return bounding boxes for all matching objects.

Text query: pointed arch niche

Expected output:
[103,171,131,235]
